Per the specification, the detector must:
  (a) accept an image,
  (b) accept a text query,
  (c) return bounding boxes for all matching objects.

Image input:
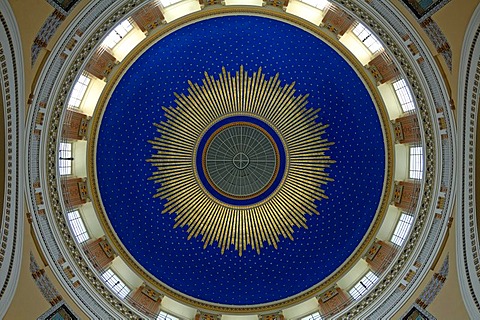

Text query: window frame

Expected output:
[348,271,379,300]
[390,212,414,246]
[393,78,416,113]
[158,0,184,8]
[351,22,383,54]
[101,269,131,299]
[298,0,329,10]
[408,145,424,180]
[59,142,73,176]
[67,210,90,243]
[157,311,180,320]
[102,19,134,49]
[301,312,323,320]
[67,74,91,109]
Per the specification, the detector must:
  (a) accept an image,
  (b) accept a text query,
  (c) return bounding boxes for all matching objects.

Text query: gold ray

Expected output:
[223,207,235,252]
[168,190,204,219]
[213,72,230,116]
[264,83,297,116]
[182,197,217,233]
[163,103,208,136]
[269,195,307,228]
[172,93,211,129]
[202,73,225,116]
[148,67,334,255]
[251,70,265,115]
[285,127,332,146]
[218,207,231,253]
[200,203,223,245]
[256,73,278,115]
[233,210,240,252]
[213,207,231,246]
[157,180,198,201]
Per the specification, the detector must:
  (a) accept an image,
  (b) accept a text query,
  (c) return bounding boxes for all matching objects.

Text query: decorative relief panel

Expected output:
[45,0,82,15]
[32,10,66,65]
[399,0,451,20]
[322,5,354,36]
[318,286,349,316]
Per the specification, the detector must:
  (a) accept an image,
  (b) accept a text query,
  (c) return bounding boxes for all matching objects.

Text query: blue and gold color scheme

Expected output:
[148,67,334,256]
[96,15,387,306]
[197,115,286,204]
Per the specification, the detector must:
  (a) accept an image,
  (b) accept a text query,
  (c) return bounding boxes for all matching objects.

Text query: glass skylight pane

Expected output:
[301,312,323,320]
[364,271,378,284]
[59,142,72,151]
[101,269,131,299]
[157,311,179,320]
[59,142,72,176]
[349,271,378,300]
[352,23,383,53]
[391,213,414,246]
[393,79,415,112]
[118,20,133,35]
[409,146,423,179]
[102,33,120,49]
[299,0,329,10]
[363,36,383,53]
[68,75,90,108]
[67,210,89,243]
[102,19,134,49]
[158,0,183,8]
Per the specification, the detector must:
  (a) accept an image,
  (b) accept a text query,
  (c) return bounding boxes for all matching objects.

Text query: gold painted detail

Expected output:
[83,7,394,313]
[147,66,335,256]
[202,122,280,200]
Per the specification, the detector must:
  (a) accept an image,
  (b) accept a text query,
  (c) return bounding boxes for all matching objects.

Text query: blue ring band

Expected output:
[196,115,287,206]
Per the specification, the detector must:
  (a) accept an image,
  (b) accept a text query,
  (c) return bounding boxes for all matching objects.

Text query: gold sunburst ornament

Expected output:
[148,66,335,256]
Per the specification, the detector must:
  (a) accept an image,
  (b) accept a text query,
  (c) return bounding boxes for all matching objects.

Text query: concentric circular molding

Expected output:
[203,122,279,198]
[340,0,455,318]
[457,4,480,319]
[88,9,392,313]
[198,118,284,204]
[0,1,25,317]
[23,0,456,318]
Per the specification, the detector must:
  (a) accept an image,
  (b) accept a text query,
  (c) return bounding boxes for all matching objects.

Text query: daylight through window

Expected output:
[67,210,89,243]
[349,271,379,300]
[352,23,383,54]
[59,142,73,175]
[409,146,423,179]
[101,269,131,299]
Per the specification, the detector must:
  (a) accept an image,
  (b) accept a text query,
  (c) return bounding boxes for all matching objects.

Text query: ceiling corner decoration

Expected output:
[399,0,452,20]
[45,0,82,15]
[147,66,335,256]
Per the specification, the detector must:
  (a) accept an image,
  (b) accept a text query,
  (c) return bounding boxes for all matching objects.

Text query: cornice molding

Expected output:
[328,0,455,318]
[0,0,25,317]
[456,3,480,319]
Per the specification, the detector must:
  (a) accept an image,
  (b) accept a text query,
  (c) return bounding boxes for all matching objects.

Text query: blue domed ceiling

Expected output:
[95,15,386,306]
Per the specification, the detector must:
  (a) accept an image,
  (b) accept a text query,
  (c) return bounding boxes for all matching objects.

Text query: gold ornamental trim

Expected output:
[201,120,281,201]
[147,66,335,256]
[87,8,394,314]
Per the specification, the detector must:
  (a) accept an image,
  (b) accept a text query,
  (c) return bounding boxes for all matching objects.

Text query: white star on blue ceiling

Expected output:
[96,15,385,305]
